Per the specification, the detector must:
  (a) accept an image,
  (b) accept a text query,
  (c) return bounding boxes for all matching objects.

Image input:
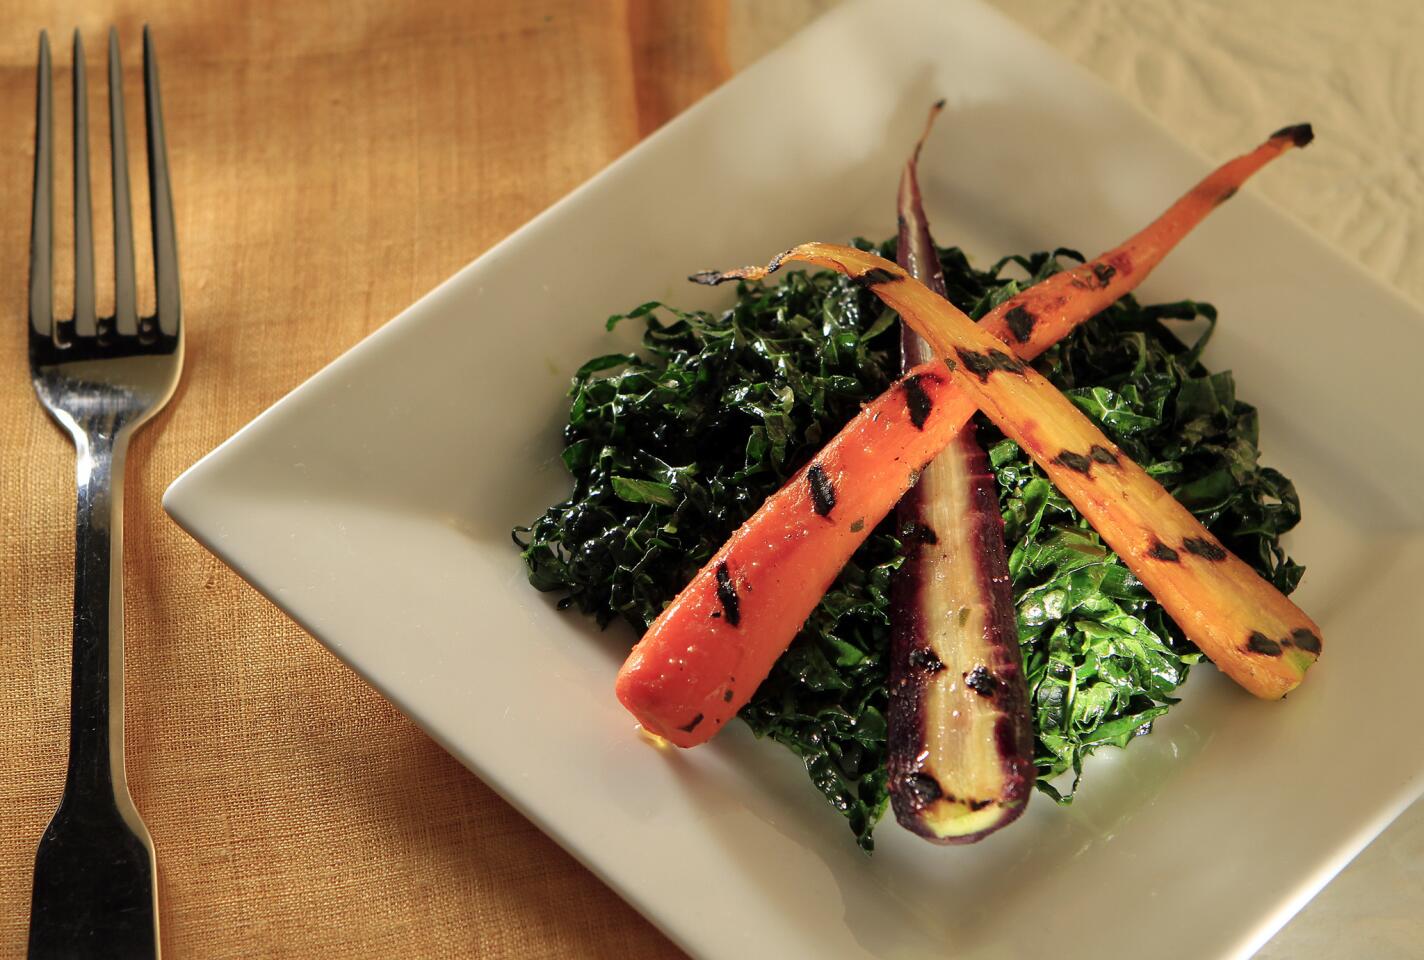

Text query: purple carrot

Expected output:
[886,101,1035,843]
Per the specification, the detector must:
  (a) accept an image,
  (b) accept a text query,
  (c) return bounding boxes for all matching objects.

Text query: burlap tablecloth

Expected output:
[0,2,729,956]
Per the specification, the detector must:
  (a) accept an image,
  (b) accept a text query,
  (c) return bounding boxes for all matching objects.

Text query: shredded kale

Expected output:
[514,240,1304,850]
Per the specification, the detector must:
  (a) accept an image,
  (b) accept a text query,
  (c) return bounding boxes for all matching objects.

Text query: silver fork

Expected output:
[26,26,181,960]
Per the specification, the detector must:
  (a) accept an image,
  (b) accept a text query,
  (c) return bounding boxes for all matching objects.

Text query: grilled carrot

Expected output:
[708,241,1322,700]
[889,101,1034,843]
[616,126,1313,746]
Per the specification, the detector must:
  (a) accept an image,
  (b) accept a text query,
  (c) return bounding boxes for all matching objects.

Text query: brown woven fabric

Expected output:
[0,2,729,955]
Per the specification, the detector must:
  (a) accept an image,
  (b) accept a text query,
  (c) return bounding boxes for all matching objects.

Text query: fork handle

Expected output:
[29,422,159,959]
[67,424,148,803]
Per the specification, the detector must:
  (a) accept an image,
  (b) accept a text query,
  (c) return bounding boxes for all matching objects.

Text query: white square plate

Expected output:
[164,1,1424,956]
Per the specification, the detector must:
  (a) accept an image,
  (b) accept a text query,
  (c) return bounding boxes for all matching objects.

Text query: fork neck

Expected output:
[64,417,138,816]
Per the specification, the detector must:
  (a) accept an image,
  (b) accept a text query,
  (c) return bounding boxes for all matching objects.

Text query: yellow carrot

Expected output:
[711,242,1322,700]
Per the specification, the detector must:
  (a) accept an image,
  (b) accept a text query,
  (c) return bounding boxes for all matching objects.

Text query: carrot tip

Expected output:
[690,249,792,287]
[1270,123,1314,148]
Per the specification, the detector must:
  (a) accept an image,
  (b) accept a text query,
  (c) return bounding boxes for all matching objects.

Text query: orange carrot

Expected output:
[616,126,1313,746]
[709,241,1323,701]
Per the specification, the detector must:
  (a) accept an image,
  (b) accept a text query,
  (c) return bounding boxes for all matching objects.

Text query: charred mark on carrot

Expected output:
[899,772,942,810]
[1148,541,1180,562]
[678,713,705,733]
[849,517,865,533]
[903,374,934,429]
[855,267,903,288]
[1247,632,1283,656]
[715,562,741,626]
[1182,537,1228,561]
[1089,444,1119,465]
[908,647,945,673]
[989,349,1026,374]
[1092,262,1117,286]
[808,464,837,517]
[1291,629,1322,654]
[1004,305,1036,343]
[1052,450,1094,474]
[1108,251,1134,276]
[965,665,999,698]
[1271,122,1314,147]
[955,348,1026,382]
[955,349,993,381]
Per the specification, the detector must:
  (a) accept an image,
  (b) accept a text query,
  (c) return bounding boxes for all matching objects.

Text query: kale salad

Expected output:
[515,238,1305,850]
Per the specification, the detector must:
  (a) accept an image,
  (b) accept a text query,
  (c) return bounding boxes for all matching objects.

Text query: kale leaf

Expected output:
[514,241,1304,849]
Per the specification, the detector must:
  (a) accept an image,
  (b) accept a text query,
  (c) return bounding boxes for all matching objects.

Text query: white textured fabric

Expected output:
[988,0,1424,309]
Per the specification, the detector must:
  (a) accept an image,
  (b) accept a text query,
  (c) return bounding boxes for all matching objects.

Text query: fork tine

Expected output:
[109,27,138,336]
[143,26,180,338]
[73,31,96,337]
[29,31,53,339]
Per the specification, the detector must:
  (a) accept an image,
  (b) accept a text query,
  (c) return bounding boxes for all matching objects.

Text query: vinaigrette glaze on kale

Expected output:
[514,240,1304,849]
